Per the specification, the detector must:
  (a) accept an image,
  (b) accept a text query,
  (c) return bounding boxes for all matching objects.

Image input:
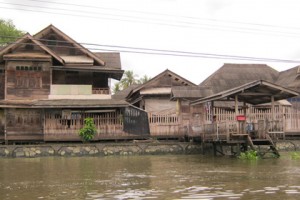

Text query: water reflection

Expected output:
[0,154,300,199]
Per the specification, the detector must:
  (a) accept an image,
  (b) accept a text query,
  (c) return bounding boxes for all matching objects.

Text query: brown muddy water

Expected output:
[1,153,300,200]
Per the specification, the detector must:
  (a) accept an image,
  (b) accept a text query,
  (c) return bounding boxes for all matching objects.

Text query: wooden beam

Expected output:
[271,95,275,121]
[235,95,239,117]
[238,92,272,96]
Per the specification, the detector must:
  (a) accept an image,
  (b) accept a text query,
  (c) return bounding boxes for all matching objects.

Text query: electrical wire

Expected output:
[1,2,300,38]
[24,0,300,32]
[1,38,300,63]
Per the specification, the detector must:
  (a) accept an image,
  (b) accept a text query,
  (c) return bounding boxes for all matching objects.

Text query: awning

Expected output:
[191,80,299,106]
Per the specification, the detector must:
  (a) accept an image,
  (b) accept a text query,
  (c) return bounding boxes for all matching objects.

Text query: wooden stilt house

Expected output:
[0,25,149,143]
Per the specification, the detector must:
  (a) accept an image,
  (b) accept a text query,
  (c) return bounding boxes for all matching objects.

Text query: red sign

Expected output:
[236,115,246,121]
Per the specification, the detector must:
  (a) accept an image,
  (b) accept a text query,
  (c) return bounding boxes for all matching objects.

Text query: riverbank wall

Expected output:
[1,140,300,158]
[0,141,204,158]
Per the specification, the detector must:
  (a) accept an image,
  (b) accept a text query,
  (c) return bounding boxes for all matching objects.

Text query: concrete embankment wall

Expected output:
[1,140,300,158]
[276,140,300,151]
[0,142,203,158]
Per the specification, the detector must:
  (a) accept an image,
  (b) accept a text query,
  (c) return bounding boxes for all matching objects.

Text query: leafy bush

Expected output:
[238,150,259,160]
[79,118,97,142]
[290,152,300,160]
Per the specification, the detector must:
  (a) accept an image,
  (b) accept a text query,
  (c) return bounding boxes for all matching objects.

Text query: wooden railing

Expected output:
[92,87,110,94]
[204,105,300,131]
[201,122,238,142]
[44,111,127,141]
[200,120,287,142]
[148,113,181,136]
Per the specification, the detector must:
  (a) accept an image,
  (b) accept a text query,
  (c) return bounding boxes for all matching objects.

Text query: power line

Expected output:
[25,0,300,32]
[2,2,300,38]
[1,37,300,63]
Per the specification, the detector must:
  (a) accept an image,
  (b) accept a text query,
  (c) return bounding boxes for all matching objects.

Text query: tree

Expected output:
[112,70,151,94]
[120,70,138,89]
[113,82,121,94]
[0,19,24,46]
[138,75,151,84]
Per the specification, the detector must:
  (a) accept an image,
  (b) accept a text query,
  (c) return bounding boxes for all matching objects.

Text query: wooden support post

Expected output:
[271,96,275,121]
[4,108,7,145]
[236,143,241,156]
[235,95,239,117]
[213,143,217,156]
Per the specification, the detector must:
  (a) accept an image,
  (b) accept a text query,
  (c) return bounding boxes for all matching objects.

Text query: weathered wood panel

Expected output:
[0,109,4,141]
[6,108,43,133]
[4,108,43,141]
[145,98,176,113]
[148,112,182,137]
[0,72,4,99]
[5,61,51,100]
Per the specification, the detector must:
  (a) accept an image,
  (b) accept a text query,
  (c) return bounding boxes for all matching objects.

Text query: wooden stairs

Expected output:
[238,134,280,158]
[211,133,280,158]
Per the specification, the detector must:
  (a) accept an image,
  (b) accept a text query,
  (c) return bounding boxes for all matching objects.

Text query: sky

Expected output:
[1,0,300,85]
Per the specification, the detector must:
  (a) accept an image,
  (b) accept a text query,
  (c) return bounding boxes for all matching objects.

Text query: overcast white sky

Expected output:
[1,0,300,84]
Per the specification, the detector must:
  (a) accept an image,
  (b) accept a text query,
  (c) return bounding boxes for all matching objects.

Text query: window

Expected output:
[16,66,42,71]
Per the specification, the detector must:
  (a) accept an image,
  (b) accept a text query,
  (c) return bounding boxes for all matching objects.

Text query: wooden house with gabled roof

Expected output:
[121,69,211,138]
[0,25,149,143]
[126,69,197,112]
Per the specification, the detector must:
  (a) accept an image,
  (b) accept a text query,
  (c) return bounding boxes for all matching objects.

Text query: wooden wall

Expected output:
[0,109,4,140]
[5,60,51,100]
[5,108,43,140]
[144,98,177,113]
[0,70,4,99]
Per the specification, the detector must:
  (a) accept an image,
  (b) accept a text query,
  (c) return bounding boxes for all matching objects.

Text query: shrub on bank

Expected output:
[238,150,259,160]
[79,118,97,142]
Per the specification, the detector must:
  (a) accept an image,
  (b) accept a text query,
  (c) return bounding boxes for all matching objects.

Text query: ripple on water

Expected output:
[173,186,243,200]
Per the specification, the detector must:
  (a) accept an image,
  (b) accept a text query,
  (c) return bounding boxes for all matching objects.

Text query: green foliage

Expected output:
[137,75,151,84]
[113,70,151,94]
[113,82,121,94]
[0,19,24,46]
[79,118,97,142]
[120,70,138,89]
[238,150,259,160]
[290,152,300,160]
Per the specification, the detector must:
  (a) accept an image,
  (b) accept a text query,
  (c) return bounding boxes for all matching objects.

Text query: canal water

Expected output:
[1,153,300,200]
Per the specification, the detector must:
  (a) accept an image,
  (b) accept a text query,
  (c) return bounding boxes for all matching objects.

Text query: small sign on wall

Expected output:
[236,115,246,121]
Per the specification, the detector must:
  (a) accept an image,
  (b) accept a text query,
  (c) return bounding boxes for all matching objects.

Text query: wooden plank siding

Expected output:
[5,60,51,100]
[5,108,43,141]
[148,112,181,137]
[0,72,4,99]
[44,111,129,141]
